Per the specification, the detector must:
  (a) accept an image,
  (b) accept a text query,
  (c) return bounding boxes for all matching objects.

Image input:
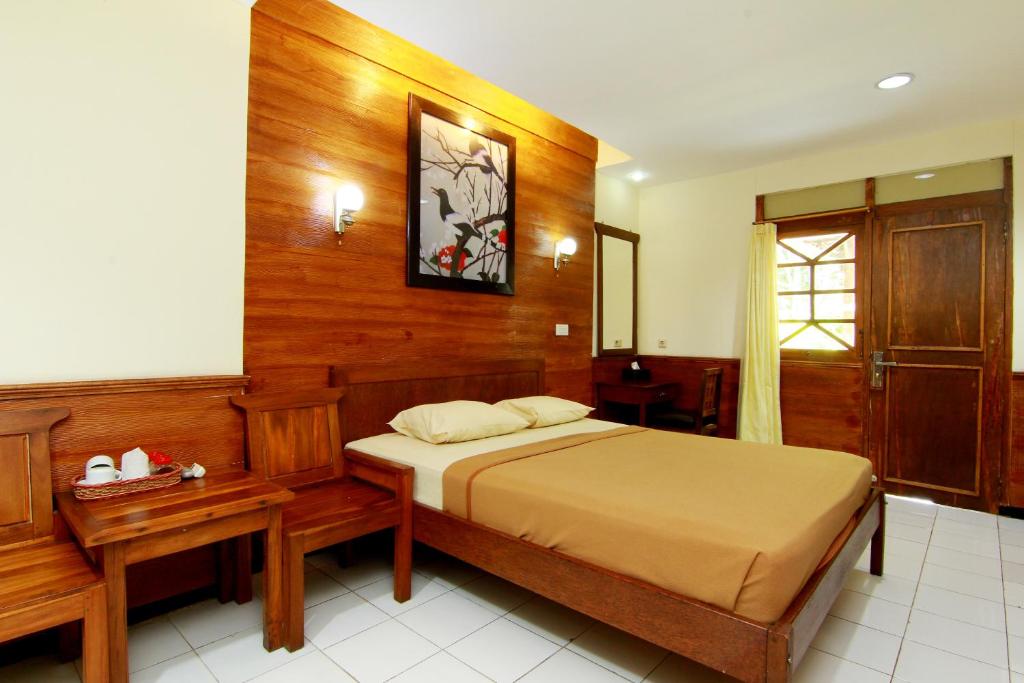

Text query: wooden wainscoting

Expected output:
[780,361,864,457]
[0,375,248,607]
[1006,373,1024,507]
[592,356,740,439]
[245,0,598,405]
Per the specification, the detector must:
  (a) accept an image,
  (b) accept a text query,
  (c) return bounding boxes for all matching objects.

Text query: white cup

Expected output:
[86,454,115,470]
[121,449,151,480]
[84,466,121,485]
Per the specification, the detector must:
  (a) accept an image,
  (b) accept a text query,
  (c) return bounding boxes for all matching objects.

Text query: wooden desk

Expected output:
[595,381,680,426]
[56,468,294,683]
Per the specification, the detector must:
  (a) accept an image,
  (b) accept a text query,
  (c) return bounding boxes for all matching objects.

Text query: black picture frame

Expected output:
[407,94,516,295]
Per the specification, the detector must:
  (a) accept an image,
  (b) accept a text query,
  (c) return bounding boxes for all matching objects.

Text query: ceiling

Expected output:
[333,0,1024,186]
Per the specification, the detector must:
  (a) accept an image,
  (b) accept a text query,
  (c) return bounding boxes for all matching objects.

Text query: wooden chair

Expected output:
[231,388,412,652]
[648,367,723,435]
[0,407,107,681]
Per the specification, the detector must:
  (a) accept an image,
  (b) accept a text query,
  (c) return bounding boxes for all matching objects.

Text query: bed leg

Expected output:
[766,628,792,683]
[869,493,885,576]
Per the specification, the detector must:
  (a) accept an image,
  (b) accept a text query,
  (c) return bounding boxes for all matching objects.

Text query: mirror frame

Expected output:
[595,222,639,357]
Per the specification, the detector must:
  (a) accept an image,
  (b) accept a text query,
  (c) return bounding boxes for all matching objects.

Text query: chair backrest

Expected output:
[230,388,346,489]
[697,368,723,433]
[0,407,69,547]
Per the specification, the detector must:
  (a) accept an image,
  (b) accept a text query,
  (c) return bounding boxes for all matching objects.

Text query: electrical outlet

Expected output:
[657,339,667,349]
[554,324,569,337]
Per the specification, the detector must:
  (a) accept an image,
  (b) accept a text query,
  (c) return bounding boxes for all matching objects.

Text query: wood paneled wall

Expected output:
[592,356,740,439]
[1006,373,1024,507]
[245,0,598,404]
[0,375,248,607]
[780,361,864,456]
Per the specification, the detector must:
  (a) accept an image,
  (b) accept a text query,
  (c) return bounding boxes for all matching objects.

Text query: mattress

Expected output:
[345,417,623,508]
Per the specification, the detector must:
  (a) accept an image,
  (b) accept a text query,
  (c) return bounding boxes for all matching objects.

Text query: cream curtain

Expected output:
[738,223,783,444]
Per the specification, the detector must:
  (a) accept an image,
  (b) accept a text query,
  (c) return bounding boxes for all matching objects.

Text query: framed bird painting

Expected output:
[407,94,516,295]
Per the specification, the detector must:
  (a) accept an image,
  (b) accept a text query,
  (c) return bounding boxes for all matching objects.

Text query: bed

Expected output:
[332,359,885,683]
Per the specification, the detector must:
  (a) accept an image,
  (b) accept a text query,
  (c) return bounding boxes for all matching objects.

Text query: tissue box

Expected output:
[621,368,651,382]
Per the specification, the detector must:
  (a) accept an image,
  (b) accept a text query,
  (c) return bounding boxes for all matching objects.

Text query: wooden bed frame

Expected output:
[332,359,885,683]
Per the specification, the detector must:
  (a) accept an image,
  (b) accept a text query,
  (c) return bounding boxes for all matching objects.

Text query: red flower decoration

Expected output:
[437,244,467,272]
[148,450,172,466]
[497,229,507,245]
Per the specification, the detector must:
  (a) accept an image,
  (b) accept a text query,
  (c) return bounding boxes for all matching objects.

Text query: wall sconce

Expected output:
[334,184,364,234]
[554,237,577,271]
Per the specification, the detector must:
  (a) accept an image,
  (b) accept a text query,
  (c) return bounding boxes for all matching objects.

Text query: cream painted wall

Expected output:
[0,0,251,383]
[639,117,1024,367]
[595,174,640,230]
[593,174,640,355]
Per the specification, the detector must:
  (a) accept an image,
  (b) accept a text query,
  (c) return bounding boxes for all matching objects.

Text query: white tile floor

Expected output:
[6,495,1024,682]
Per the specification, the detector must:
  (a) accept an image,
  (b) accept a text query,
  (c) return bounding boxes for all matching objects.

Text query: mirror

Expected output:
[596,223,639,356]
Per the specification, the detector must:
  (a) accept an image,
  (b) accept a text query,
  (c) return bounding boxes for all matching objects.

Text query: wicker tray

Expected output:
[72,463,183,500]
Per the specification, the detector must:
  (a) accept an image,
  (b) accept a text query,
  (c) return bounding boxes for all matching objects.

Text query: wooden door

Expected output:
[867,190,1009,511]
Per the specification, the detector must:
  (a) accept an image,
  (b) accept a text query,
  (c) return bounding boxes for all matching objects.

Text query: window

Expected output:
[776,231,858,355]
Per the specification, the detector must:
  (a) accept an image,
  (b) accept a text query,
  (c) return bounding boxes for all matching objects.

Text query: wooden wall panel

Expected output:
[780,361,863,456]
[0,376,249,493]
[1006,373,1024,507]
[592,356,740,439]
[245,1,598,404]
[0,375,248,607]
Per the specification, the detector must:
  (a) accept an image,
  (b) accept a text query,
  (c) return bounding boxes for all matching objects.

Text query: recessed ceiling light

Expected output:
[914,172,936,180]
[628,170,647,182]
[876,73,913,90]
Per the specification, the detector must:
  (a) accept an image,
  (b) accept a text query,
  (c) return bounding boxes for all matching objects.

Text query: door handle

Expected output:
[870,351,898,390]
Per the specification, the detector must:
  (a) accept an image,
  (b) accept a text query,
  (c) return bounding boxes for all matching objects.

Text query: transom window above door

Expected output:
[776,231,857,354]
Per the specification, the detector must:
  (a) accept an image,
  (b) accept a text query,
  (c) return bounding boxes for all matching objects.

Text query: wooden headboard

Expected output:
[330,359,544,444]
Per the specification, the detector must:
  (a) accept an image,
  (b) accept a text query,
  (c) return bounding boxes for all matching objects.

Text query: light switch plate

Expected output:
[555,324,569,336]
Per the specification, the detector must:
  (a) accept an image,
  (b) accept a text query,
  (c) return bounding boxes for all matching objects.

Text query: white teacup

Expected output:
[121,448,151,480]
[84,466,121,485]
[86,454,115,470]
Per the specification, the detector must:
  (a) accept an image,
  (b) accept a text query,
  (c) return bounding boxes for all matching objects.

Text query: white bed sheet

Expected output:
[345,418,623,508]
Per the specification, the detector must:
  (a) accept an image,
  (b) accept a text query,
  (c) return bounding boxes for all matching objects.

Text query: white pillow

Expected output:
[388,400,529,444]
[494,396,593,428]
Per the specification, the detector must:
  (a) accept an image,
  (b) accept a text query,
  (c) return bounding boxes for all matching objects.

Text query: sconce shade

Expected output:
[554,236,577,271]
[336,184,364,211]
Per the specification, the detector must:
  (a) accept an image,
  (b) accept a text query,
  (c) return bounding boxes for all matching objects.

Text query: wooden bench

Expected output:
[0,407,107,682]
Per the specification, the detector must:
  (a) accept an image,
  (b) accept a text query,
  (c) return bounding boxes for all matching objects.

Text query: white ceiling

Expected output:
[332,0,1024,186]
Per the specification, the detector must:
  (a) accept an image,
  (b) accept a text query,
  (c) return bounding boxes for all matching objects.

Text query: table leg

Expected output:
[234,535,253,603]
[101,542,128,683]
[217,536,254,604]
[638,402,648,426]
[263,505,285,651]
[216,540,235,604]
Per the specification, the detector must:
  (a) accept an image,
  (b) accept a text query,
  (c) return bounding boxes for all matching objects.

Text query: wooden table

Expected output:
[56,468,294,683]
[595,381,680,426]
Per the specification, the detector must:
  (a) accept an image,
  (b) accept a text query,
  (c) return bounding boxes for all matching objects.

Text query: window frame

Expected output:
[775,215,865,362]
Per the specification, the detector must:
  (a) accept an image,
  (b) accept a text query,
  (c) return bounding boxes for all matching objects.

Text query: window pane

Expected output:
[820,235,855,261]
[815,292,855,320]
[778,294,810,321]
[779,322,806,342]
[777,266,810,292]
[781,325,846,351]
[780,232,847,260]
[820,322,856,347]
[814,263,855,290]
[776,243,805,264]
